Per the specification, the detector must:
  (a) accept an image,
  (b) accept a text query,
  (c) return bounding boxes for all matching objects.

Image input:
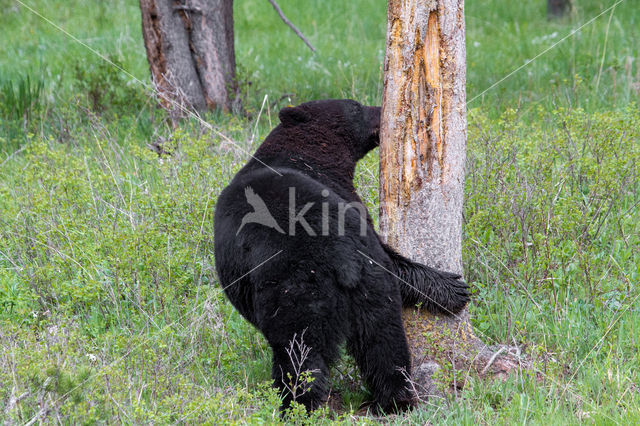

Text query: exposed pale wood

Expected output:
[381,0,466,277]
[380,0,523,401]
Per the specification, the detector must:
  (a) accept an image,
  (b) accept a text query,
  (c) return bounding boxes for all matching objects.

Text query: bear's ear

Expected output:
[279,106,310,127]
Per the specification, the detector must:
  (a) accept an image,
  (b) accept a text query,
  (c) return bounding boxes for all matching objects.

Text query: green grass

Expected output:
[1,0,639,423]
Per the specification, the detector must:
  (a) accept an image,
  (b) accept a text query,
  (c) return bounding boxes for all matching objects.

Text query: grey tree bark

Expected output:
[380,0,521,401]
[139,0,238,114]
[547,0,572,18]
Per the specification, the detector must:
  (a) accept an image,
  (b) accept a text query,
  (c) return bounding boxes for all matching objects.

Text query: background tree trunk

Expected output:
[139,0,237,115]
[547,0,572,18]
[380,0,519,401]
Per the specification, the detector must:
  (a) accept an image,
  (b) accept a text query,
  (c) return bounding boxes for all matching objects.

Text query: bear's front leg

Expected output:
[382,243,470,315]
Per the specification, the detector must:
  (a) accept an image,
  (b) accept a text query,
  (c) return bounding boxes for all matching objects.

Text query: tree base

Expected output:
[403,307,529,404]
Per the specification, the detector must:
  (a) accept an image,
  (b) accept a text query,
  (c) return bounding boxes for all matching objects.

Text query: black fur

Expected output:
[214,99,469,413]
[383,244,470,314]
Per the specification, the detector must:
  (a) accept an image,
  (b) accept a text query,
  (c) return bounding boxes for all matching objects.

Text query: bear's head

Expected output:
[278,99,381,160]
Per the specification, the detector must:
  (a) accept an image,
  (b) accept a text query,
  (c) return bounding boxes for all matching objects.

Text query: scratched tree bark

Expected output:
[139,0,238,114]
[380,0,521,401]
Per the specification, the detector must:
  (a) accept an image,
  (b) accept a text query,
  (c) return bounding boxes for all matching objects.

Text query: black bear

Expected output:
[214,99,469,413]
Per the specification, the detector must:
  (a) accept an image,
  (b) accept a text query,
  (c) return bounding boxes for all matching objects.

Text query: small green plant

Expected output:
[281,330,320,406]
[0,74,44,123]
[72,56,146,114]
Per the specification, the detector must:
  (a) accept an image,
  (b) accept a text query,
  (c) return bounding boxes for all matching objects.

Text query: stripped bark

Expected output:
[139,0,238,114]
[380,0,523,401]
[380,0,465,275]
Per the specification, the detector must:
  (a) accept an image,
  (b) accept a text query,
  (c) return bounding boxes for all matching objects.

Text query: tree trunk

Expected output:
[547,0,572,18]
[139,0,238,115]
[380,0,520,401]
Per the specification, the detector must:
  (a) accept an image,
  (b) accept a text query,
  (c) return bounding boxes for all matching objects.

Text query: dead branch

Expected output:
[267,0,316,52]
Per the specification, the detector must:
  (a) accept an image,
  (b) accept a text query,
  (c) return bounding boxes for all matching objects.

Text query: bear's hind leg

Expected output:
[271,345,331,412]
[256,282,343,412]
[254,272,346,412]
[348,311,415,414]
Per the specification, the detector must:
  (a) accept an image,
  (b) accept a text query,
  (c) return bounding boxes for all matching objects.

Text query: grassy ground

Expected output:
[0,0,639,423]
